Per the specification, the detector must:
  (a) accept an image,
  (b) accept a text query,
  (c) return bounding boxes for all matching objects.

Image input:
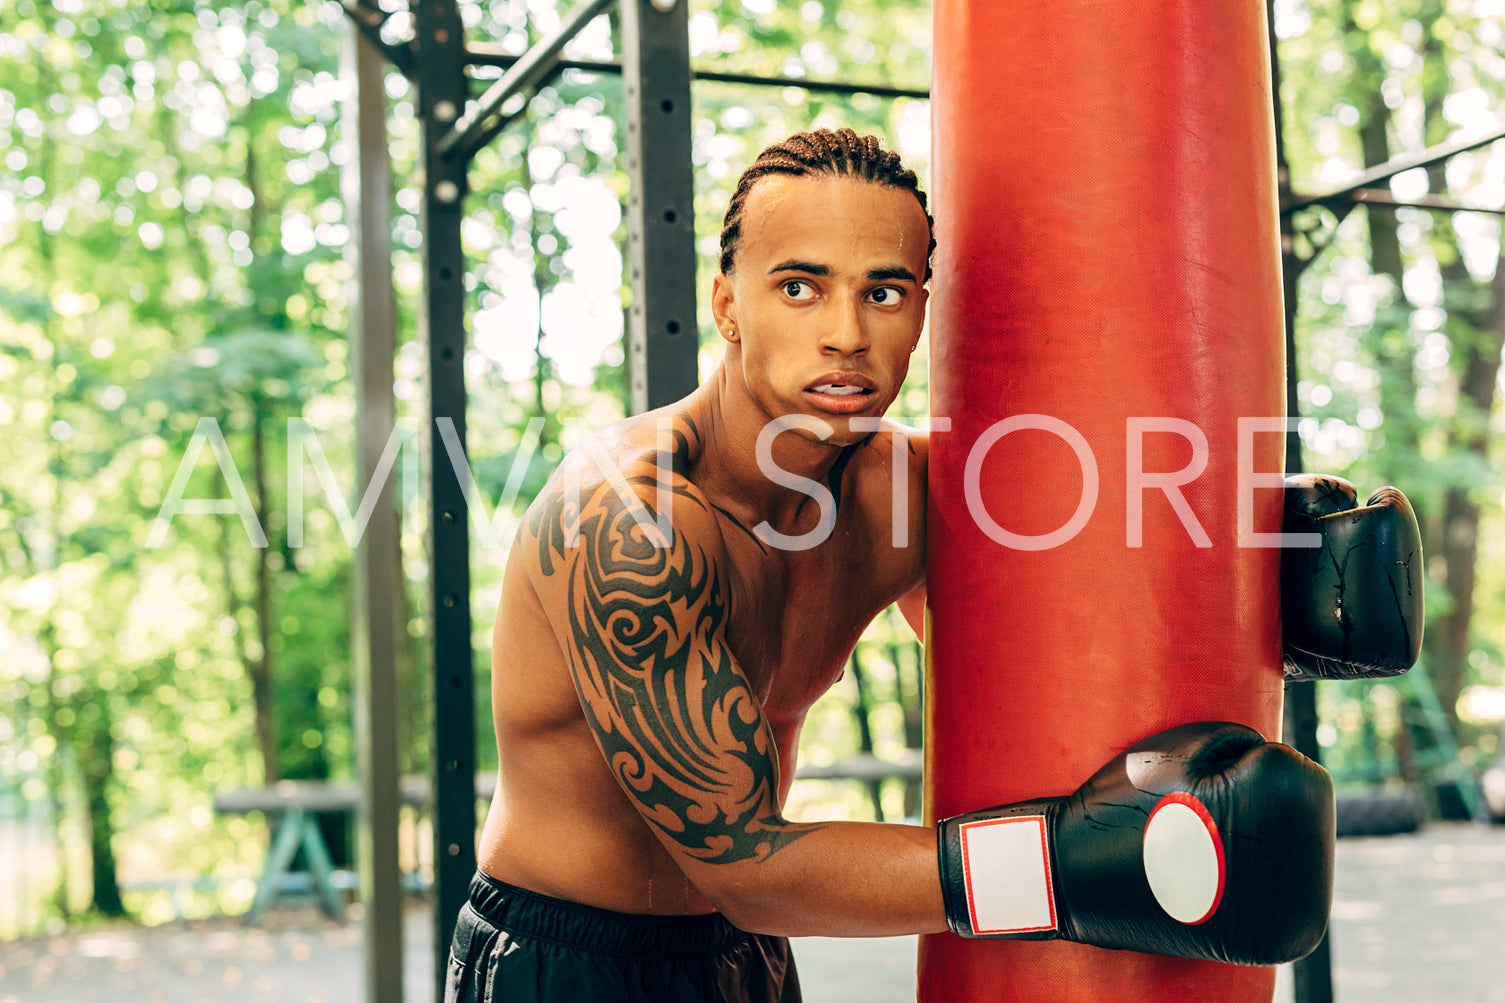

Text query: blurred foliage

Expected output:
[0,0,1501,937]
[1274,0,1505,789]
[0,0,933,935]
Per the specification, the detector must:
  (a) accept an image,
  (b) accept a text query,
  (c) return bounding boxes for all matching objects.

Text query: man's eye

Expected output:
[783,280,813,300]
[868,286,903,304]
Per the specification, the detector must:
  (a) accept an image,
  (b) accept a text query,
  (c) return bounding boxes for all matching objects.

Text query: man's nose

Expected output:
[819,295,868,355]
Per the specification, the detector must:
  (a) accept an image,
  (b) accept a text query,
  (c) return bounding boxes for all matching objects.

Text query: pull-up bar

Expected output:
[467,45,933,101]
[438,0,619,164]
[343,0,930,131]
[1284,121,1505,213]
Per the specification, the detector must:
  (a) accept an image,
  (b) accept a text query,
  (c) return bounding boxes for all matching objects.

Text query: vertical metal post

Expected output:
[414,1,474,997]
[621,0,700,413]
[345,22,405,1003]
[1269,3,1334,1001]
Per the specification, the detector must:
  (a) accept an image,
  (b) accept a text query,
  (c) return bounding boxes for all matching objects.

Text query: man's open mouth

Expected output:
[809,384,876,397]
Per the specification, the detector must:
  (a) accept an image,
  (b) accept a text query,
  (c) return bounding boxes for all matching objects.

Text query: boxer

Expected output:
[444,129,1404,1003]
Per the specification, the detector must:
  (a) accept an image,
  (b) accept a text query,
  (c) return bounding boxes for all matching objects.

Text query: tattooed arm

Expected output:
[524,455,946,937]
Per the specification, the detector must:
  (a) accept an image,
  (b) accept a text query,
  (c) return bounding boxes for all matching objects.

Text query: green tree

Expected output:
[1277,0,1505,767]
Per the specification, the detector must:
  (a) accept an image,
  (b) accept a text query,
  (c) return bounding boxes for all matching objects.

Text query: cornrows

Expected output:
[717,127,935,281]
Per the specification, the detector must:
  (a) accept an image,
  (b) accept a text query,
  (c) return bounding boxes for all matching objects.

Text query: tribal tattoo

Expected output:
[528,427,816,865]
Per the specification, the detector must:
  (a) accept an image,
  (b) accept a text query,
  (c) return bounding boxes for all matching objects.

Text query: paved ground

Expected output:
[1,821,1502,1002]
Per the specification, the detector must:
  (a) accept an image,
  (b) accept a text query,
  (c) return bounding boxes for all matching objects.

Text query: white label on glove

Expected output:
[958,816,1056,935]
[1142,792,1225,925]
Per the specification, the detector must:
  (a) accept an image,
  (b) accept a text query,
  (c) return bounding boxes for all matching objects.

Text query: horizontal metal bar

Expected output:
[1284,187,1505,216]
[693,69,929,101]
[466,44,618,76]
[338,0,414,78]
[466,45,930,100]
[1346,187,1505,216]
[1284,122,1505,213]
[438,0,618,164]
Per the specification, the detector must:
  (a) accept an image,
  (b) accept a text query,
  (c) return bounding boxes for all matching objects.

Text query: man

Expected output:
[444,129,1337,1002]
[449,128,940,1002]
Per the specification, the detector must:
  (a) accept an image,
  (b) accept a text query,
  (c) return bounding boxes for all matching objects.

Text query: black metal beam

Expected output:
[692,68,928,101]
[413,2,473,999]
[465,44,932,100]
[1325,187,1505,216]
[338,1,416,78]
[1283,122,1505,214]
[1269,4,1332,1001]
[439,0,618,165]
[622,0,699,412]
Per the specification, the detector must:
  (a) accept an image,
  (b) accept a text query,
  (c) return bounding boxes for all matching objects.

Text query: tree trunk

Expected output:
[1354,53,1420,489]
[1423,256,1504,731]
[1413,11,1503,733]
[887,634,924,818]
[845,649,884,820]
[398,527,428,778]
[42,629,72,922]
[249,400,280,783]
[32,38,72,925]
[79,704,126,918]
[522,128,556,450]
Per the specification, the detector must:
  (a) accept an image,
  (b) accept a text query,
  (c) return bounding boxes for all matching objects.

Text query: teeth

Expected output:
[813,384,867,396]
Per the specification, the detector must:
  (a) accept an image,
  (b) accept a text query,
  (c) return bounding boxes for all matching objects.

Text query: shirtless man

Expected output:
[447,129,940,1002]
[444,129,1337,1002]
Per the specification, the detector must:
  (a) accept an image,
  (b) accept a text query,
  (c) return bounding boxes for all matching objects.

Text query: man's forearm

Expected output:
[684,819,949,938]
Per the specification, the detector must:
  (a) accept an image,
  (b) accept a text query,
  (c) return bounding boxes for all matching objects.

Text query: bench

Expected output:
[215,758,918,925]
[214,773,496,924]
[794,750,923,783]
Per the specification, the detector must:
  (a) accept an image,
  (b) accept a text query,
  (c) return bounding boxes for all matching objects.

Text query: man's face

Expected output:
[712,174,930,446]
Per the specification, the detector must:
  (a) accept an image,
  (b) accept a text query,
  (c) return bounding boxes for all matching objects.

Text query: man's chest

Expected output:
[719,534,900,717]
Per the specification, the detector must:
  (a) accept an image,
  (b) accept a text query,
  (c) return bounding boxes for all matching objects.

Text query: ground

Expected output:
[2,822,1503,1002]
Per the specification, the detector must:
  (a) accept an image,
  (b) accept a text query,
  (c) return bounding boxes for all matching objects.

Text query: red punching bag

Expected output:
[922,2,1286,1001]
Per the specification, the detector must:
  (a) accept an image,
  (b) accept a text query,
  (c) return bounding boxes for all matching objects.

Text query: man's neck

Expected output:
[687,362,850,538]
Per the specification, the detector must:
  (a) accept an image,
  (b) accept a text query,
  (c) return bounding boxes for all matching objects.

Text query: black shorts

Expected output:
[445,870,803,1003]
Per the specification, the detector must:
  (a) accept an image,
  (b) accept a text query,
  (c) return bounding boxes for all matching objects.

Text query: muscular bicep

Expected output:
[527,474,812,866]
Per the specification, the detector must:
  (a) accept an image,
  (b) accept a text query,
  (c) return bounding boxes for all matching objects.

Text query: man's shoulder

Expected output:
[519,421,725,581]
[884,419,931,465]
[848,419,930,490]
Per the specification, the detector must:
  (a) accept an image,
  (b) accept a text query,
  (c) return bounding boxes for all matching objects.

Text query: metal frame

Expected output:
[1269,6,1503,1001]
[466,45,932,100]
[1267,11,1334,1001]
[410,3,474,996]
[345,20,405,1003]
[1280,121,1505,285]
[622,0,699,411]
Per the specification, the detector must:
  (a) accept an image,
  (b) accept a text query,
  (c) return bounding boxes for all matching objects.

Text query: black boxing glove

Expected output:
[938,721,1333,966]
[1282,474,1423,681]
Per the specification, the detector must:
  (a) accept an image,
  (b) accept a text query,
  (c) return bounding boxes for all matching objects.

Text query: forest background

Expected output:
[0,0,1502,933]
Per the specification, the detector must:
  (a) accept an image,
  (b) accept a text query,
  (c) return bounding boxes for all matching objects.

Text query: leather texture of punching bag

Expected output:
[922,2,1287,999]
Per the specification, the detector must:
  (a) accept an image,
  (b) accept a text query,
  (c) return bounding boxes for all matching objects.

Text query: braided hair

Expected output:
[718,128,935,282]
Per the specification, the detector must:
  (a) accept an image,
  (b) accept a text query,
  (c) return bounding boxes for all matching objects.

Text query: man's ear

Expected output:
[710,273,738,343]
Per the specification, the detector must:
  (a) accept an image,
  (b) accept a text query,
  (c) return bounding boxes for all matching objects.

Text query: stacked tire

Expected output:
[1334,789,1424,838]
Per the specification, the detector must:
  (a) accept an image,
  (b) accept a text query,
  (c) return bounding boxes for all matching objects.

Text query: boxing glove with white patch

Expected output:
[1282,474,1424,682]
[938,721,1333,966]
